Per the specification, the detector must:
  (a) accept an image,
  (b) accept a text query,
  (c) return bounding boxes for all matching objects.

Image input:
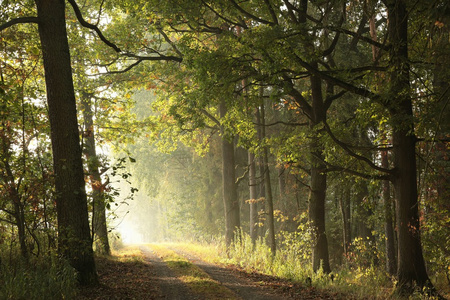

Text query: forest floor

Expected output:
[78,243,356,300]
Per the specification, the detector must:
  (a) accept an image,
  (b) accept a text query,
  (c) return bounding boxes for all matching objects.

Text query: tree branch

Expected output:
[200,0,247,29]
[0,17,39,31]
[200,109,221,128]
[123,52,182,63]
[102,59,143,75]
[229,0,274,26]
[282,74,313,118]
[291,52,379,101]
[325,163,391,181]
[254,120,309,127]
[156,27,183,58]
[322,121,393,175]
[264,0,279,25]
[67,0,122,52]
[328,25,390,52]
[324,90,346,111]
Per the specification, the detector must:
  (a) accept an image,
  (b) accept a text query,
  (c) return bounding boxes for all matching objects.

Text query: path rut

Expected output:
[165,245,292,300]
[139,246,199,300]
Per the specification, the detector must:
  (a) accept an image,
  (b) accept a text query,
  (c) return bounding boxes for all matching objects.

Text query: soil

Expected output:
[79,244,352,299]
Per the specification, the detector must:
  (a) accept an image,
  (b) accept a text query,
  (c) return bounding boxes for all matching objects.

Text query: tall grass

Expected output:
[0,253,78,300]
[192,230,396,299]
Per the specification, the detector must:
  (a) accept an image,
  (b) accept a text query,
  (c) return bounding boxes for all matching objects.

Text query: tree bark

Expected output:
[248,151,258,243]
[381,147,397,275]
[339,183,351,256]
[35,0,97,285]
[386,0,431,293]
[81,93,110,256]
[256,107,266,238]
[219,101,240,246]
[308,72,331,274]
[259,102,276,255]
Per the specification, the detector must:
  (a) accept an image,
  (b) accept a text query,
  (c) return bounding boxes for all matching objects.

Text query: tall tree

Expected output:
[219,101,241,246]
[248,151,258,243]
[259,100,276,254]
[81,92,110,255]
[1,0,98,284]
[35,0,97,285]
[384,0,430,292]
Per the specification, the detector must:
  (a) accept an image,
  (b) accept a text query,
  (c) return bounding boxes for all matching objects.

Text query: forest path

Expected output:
[142,243,292,300]
[80,243,348,299]
[139,245,199,299]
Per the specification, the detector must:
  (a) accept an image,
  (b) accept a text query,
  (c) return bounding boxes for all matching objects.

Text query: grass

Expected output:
[111,244,146,263]
[0,254,78,300]
[148,244,238,299]
[159,235,450,300]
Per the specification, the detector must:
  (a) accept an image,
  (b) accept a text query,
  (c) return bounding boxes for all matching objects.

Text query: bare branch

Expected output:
[103,59,143,75]
[229,0,274,26]
[156,27,183,58]
[328,25,390,52]
[0,17,39,31]
[324,90,346,111]
[254,120,309,127]
[200,0,247,29]
[264,0,279,25]
[291,52,379,101]
[322,121,393,175]
[67,0,121,52]
[123,52,182,63]
[325,163,391,181]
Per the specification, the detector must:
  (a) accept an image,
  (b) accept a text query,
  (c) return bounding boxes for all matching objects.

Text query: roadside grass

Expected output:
[111,244,146,263]
[163,235,449,300]
[0,252,78,300]
[148,244,238,300]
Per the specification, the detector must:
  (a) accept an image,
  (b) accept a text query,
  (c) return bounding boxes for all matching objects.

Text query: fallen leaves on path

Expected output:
[78,254,160,299]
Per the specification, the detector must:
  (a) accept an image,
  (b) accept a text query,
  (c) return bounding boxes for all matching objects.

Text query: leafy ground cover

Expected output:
[78,246,159,299]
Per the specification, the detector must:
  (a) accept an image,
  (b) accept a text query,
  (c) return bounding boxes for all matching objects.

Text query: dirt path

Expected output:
[80,244,349,299]
[165,245,291,300]
[139,246,199,300]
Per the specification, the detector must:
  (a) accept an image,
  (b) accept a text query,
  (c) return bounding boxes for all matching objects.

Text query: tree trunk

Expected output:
[219,101,240,246]
[308,72,331,274]
[248,151,258,243]
[354,181,378,266]
[256,107,266,238]
[309,143,330,273]
[370,6,397,276]
[258,101,276,255]
[386,0,431,293]
[339,183,351,256]
[381,147,397,275]
[81,93,110,256]
[35,0,97,285]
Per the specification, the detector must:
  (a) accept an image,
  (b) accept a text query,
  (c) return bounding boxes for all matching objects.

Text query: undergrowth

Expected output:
[0,253,78,300]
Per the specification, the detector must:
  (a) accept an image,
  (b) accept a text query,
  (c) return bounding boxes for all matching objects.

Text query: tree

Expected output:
[35,0,97,285]
[81,92,110,255]
[219,102,241,246]
[1,0,97,284]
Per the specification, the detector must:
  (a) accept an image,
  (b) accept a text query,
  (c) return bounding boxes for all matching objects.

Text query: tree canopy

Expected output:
[0,0,448,297]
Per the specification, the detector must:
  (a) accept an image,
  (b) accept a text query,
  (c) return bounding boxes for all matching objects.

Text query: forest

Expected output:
[0,0,449,299]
